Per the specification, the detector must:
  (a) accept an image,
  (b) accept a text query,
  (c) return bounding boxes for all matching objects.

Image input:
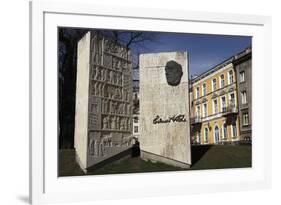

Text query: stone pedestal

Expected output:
[139,51,191,168]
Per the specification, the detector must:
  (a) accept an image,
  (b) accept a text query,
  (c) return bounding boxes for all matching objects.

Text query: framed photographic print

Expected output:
[30,0,272,204]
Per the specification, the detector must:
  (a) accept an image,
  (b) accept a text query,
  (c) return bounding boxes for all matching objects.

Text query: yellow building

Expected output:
[190,57,240,145]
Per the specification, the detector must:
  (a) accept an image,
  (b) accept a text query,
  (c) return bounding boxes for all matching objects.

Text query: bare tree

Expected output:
[99,31,158,48]
[59,28,159,149]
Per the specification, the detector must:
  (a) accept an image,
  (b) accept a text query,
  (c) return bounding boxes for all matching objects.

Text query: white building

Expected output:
[133,89,140,140]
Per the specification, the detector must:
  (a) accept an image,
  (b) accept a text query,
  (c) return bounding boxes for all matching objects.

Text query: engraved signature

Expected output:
[153,114,187,124]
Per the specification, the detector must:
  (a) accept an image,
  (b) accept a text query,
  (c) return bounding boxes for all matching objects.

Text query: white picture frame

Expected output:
[30,1,272,204]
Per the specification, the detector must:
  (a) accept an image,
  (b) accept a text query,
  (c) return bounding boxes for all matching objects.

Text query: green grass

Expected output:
[58,149,85,176]
[59,145,252,176]
[190,145,252,170]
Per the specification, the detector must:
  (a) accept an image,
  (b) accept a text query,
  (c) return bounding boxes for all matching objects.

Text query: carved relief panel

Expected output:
[87,32,133,165]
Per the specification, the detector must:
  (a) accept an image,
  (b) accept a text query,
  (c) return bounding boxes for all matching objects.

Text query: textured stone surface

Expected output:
[139,51,191,167]
[74,32,91,169]
[74,32,133,172]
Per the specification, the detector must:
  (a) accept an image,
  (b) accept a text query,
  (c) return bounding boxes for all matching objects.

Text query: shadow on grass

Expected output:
[191,145,212,164]
[59,144,251,176]
[87,148,133,173]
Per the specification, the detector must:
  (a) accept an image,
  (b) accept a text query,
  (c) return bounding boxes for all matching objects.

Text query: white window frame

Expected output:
[228,70,234,84]
[223,123,228,139]
[221,95,226,112]
[202,83,206,96]
[231,122,237,138]
[220,74,225,88]
[196,87,200,98]
[203,103,207,117]
[243,113,249,125]
[240,71,245,82]
[241,91,247,104]
[214,125,220,144]
[204,127,208,143]
[213,98,218,114]
[212,78,217,91]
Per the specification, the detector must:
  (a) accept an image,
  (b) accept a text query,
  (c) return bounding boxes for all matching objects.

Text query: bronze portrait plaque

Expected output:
[165,60,183,86]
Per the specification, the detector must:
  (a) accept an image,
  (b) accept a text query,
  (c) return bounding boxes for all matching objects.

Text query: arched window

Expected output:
[223,123,227,139]
[221,96,226,112]
[202,83,207,96]
[213,99,218,114]
[203,103,207,117]
[204,127,209,143]
[232,122,237,138]
[229,70,234,84]
[214,125,220,144]
[220,74,225,88]
[212,78,217,91]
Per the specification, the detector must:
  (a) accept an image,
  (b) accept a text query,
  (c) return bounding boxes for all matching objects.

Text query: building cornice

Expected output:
[190,47,252,85]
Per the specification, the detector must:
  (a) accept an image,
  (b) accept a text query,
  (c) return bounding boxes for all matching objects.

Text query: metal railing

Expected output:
[190,116,202,124]
[222,104,238,115]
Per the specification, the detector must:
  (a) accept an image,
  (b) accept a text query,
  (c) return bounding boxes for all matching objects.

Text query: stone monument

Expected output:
[74,32,133,173]
[139,51,191,168]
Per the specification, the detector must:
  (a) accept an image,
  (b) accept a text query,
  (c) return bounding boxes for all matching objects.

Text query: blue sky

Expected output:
[130,32,251,78]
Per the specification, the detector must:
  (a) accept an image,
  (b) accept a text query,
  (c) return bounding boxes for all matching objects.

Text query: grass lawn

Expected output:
[59,145,251,176]
[190,145,252,170]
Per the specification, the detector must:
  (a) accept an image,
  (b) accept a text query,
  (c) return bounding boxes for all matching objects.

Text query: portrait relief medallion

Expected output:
[165,60,183,86]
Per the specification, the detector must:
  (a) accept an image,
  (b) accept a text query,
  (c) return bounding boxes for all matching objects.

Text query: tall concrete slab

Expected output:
[74,32,91,170]
[74,32,134,172]
[139,51,191,168]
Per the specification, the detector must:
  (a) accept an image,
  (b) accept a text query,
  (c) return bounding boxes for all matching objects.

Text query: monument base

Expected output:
[140,150,191,169]
[76,148,133,174]
[75,151,87,173]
